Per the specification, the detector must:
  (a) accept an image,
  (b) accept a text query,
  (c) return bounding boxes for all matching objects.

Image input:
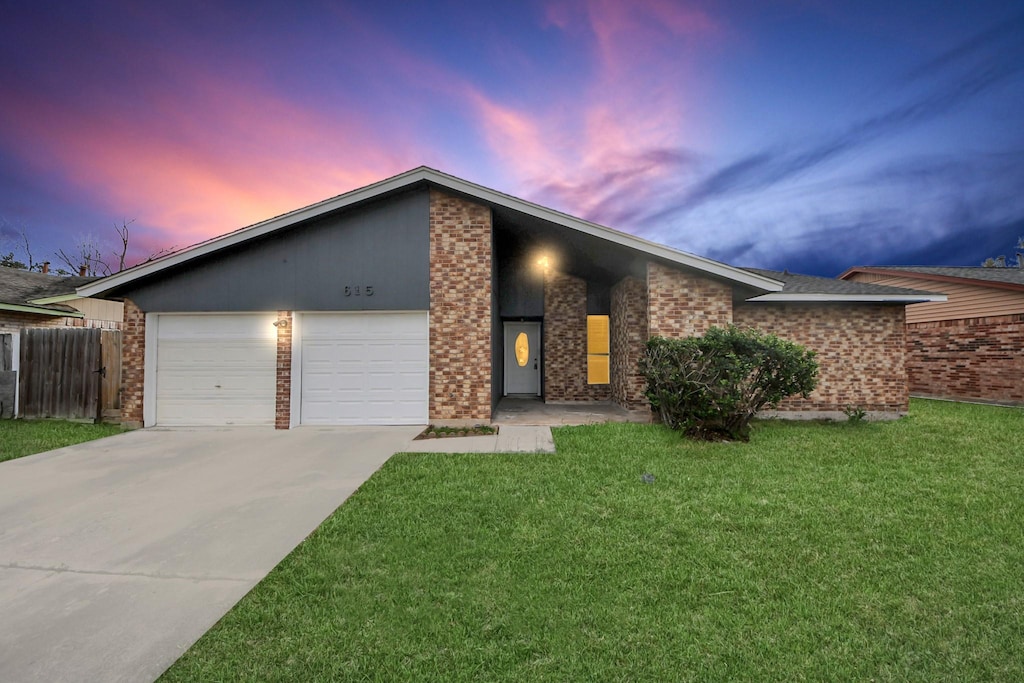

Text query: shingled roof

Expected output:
[0,267,96,315]
[840,265,1024,290]
[741,268,943,302]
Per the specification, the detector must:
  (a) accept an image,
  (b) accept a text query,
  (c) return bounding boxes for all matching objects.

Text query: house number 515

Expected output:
[344,285,374,296]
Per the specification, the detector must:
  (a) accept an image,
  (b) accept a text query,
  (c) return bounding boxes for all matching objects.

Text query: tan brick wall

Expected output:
[120,298,146,427]
[906,313,1024,405]
[733,303,908,413]
[429,190,492,421]
[647,262,732,337]
[275,310,292,429]
[543,270,611,402]
[610,275,648,408]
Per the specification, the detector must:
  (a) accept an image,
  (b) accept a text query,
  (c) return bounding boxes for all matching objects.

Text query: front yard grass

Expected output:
[162,399,1023,681]
[0,419,123,463]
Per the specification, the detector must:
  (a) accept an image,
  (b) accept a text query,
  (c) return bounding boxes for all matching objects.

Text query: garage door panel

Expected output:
[155,314,276,426]
[300,313,428,425]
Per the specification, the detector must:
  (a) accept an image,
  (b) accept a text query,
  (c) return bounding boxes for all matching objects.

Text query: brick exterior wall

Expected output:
[275,310,293,429]
[610,275,648,408]
[429,190,492,422]
[647,262,732,337]
[543,270,612,402]
[120,298,146,428]
[734,303,908,413]
[906,313,1024,405]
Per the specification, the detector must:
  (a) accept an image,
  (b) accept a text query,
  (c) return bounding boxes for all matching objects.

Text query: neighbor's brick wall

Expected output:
[120,298,146,427]
[275,310,292,429]
[429,190,492,421]
[734,303,908,412]
[610,275,648,408]
[543,270,612,402]
[906,313,1024,405]
[647,262,732,337]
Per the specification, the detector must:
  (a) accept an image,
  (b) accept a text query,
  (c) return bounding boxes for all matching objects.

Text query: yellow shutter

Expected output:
[587,315,610,384]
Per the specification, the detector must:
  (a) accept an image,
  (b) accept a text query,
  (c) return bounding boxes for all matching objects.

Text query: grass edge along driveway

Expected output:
[162,399,1023,682]
[0,420,123,463]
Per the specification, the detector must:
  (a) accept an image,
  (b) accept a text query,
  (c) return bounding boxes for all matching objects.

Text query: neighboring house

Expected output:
[0,267,124,334]
[78,167,941,429]
[841,266,1024,406]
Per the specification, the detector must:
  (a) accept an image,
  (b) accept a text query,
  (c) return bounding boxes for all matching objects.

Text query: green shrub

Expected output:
[639,326,818,441]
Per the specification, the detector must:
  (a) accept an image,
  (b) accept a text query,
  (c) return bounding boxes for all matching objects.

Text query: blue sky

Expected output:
[1,0,1021,275]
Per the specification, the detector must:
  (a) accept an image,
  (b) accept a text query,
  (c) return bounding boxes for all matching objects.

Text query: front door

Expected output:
[504,322,541,395]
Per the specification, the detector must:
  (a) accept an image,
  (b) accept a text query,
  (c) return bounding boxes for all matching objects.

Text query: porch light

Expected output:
[273,318,288,328]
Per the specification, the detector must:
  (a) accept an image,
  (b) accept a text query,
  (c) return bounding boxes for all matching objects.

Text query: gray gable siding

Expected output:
[122,190,430,312]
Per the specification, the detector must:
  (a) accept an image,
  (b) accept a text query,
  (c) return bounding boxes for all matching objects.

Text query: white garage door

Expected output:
[300,312,428,425]
[155,314,276,426]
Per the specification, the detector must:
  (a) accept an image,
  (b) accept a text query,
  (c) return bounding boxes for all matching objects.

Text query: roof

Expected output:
[0,268,95,317]
[741,268,945,303]
[78,166,785,298]
[839,265,1024,292]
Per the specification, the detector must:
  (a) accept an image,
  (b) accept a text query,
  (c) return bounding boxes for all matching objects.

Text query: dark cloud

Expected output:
[642,13,1024,223]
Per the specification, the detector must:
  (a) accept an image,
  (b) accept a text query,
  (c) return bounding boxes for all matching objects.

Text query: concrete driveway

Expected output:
[0,425,421,683]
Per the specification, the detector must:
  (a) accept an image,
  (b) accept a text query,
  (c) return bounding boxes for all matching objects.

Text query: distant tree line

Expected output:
[982,237,1024,268]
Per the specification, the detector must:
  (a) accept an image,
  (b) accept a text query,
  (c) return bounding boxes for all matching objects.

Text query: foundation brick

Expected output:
[429,190,492,421]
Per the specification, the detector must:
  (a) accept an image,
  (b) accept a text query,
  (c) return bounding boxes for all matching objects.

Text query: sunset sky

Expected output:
[1,0,1022,276]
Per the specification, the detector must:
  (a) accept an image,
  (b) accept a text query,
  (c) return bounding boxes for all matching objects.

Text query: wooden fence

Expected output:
[0,334,13,419]
[17,328,121,421]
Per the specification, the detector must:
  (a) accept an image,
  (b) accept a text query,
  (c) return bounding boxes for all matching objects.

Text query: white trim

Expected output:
[143,313,157,427]
[289,312,301,429]
[745,293,947,303]
[76,167,785,298]
[0,302,84,317]
[27,293,82,305]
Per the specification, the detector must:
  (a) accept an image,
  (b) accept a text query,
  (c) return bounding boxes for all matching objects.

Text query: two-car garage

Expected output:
[151,312,428,427]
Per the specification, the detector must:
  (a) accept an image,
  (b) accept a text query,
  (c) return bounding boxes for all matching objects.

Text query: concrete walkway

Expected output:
[0,426,420,683]
[403,425,555,453]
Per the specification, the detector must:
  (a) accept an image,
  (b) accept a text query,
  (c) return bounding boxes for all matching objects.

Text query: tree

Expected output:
[982,237,1024,268]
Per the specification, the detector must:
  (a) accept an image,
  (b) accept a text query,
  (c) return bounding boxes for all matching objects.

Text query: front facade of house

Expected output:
[842,266,1024,406]
[81,168,937,428]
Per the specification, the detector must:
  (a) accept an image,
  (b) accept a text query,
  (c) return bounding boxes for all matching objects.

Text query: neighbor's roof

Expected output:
[0,267,94,317]
[77,166,785,298]
[742,268,945,303]
[839,265,1024,292]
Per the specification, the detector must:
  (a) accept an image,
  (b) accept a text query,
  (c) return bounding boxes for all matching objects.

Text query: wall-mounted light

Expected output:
[536,255,550,270]
[273,319,288,328]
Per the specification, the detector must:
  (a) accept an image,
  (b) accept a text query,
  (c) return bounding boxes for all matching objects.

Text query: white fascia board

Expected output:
[745,293,948,303]
[27,293,81,305]
[78,166,785,297]
[0,302,84,317]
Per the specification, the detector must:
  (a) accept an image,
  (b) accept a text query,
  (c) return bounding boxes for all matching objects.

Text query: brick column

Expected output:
[543,270,611,402]
[611,275,649,408]
[428,190,492,422]
[120,298,146,428]
[275,310,292,429]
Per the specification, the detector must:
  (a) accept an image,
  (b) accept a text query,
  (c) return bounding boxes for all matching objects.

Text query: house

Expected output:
[840,266,1024,405]
[0,266,124,334]
[78,167,942,429]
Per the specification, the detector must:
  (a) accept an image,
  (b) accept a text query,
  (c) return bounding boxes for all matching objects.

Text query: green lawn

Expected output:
[0,419,124,463]
[162,399,1024,681]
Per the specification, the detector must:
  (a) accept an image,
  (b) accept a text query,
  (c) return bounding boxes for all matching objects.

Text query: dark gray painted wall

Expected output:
[121,190,430,312]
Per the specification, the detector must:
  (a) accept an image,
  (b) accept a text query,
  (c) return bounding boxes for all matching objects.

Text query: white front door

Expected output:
[504,322,541,395]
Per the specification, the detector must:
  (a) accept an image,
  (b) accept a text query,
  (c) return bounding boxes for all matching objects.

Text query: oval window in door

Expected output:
[514,332,530,367]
